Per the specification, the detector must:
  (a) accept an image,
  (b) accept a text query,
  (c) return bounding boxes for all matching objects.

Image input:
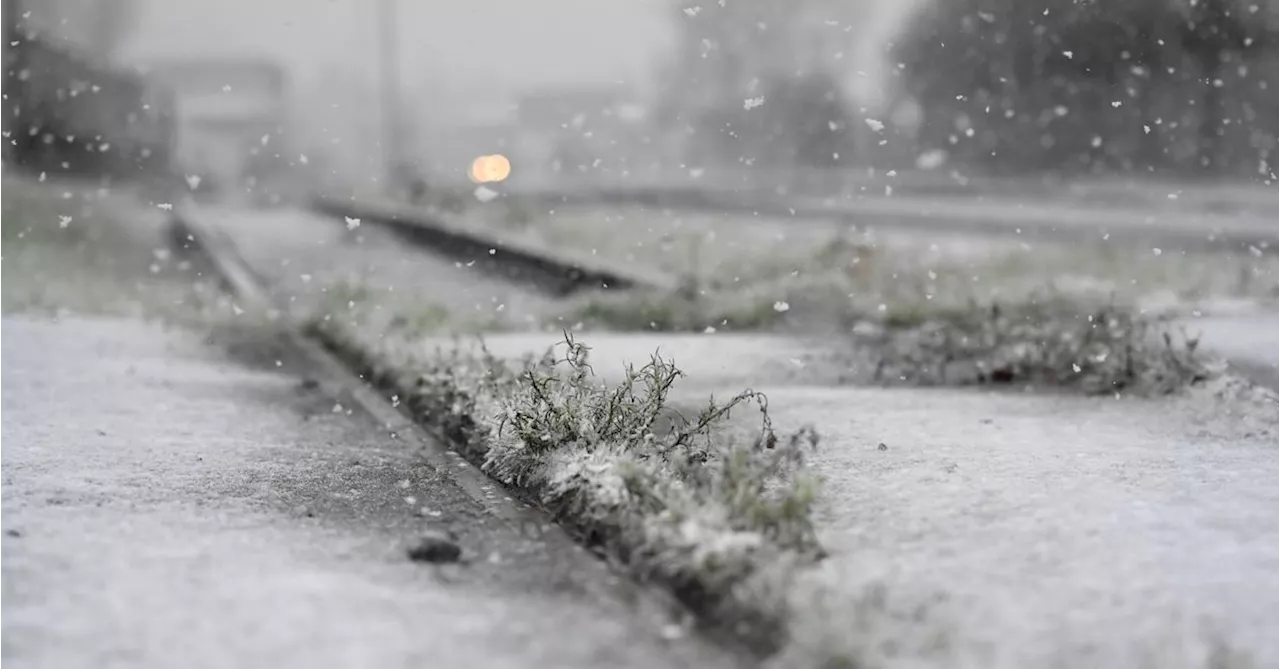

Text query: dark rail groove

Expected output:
[311,195,670,297]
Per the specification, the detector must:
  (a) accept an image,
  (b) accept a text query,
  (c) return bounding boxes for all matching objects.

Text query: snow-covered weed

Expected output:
[868,297,1211,394]
[308,321,825,653]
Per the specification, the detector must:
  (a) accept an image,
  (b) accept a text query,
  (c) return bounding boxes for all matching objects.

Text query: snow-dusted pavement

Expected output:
[209,199,1275,664]
[463,331,1279,669]
[0,315,737,669]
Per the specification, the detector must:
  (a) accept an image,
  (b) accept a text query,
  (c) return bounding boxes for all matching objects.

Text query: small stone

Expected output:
[876,442,888,451]
[407,532,461,564]
[299,378,320,390]
[6,529,21,538]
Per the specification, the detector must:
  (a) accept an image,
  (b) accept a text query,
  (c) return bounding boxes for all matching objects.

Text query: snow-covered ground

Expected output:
[178,197,1278,667]
[452,331,1279,669]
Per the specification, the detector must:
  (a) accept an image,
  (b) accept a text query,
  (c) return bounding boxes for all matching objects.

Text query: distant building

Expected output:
[139,58,291,198]
[142,58,286,148]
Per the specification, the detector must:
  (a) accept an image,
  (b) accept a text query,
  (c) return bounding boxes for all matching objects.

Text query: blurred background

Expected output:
[5,0,1276,202]
[4,5,1278,666]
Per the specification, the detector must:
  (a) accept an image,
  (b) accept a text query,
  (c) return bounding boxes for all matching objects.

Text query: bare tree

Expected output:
[894,0,1278,177]
[1175,0,1279,171]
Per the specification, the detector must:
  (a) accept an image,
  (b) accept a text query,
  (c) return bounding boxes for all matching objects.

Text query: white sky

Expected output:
[113,0,920,180]
[119,0,919,116]
[120,0,672,112]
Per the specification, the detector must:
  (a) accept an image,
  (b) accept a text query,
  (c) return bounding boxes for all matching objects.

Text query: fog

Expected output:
[4,2,1279,667]
[9,0,1277,195]
[122,0,671,103]
[97,0,920,190]
[120,1,916,99]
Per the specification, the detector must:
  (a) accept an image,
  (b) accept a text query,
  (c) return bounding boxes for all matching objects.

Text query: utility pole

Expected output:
[377,0,400,193]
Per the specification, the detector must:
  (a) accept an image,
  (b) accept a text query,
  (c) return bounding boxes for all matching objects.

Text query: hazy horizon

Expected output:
[117,0,920,117]
[80,0,929,184]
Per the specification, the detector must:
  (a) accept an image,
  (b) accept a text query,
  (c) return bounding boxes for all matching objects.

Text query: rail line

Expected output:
[300,172,1277,302]
[310,195,673,297]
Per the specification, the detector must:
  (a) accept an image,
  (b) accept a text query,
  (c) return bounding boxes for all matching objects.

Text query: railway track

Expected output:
[231,181,1279,318]
[310,194,673,297]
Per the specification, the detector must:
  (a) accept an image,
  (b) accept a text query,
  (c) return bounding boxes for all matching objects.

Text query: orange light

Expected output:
[468,154,511,183]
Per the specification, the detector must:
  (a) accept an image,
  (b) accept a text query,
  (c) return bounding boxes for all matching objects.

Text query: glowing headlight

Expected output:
[468,154,511,183]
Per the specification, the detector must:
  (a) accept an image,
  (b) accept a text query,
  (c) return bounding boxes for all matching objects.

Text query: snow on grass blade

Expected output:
[561,284,1216,396]
[866,298,1213,394]
[305,319,825,655]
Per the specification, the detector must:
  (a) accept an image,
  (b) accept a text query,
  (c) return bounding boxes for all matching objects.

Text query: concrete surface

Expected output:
[774,384,1278,668]
[177,200,1278,666]
[0,315,741,669]
[455,332,1280,669]
[445,331,852,387]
